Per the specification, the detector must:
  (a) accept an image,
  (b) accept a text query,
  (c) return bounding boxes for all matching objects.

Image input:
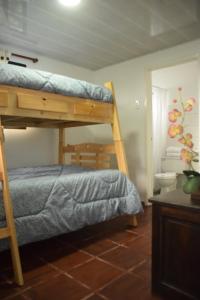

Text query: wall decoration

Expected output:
[168,87,198,170]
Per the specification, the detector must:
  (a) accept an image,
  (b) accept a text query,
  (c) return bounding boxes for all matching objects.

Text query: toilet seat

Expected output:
[155,172,176,179]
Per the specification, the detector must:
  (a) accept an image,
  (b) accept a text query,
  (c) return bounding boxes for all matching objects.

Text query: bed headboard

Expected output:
[63,143,116,169]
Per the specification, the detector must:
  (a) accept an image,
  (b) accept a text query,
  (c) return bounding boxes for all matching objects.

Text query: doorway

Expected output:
[146,59,199,199]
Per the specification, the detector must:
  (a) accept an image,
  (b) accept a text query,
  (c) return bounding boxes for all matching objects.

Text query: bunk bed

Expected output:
[0,64,142,286]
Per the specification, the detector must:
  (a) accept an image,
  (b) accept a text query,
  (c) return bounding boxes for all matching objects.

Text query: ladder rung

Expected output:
[0,227,10,239]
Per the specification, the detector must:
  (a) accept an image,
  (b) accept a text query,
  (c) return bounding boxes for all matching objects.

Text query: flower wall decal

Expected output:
[168,109,182,123]
[167,87,198,170]
[168,124,183,138]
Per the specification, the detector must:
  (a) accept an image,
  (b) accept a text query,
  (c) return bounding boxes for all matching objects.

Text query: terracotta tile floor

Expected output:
[0,207,164,300]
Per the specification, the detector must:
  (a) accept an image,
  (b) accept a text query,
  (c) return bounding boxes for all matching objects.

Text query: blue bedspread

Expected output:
[0,165,142,249]
[0,64,113,102]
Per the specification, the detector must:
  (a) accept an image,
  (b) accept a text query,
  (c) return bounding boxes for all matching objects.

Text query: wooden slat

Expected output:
[5,127,26,130]
[60,122,98,128]
[0,91,8,107]
[1,117,98,128]
[71,154,111,161]
[0,227,10,239]
[73,161,110,169]
[66,143,114,170]
[63,143,115,154]
[75,153,80,164]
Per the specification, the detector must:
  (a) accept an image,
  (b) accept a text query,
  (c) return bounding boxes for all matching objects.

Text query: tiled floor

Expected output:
[0,207,164,300]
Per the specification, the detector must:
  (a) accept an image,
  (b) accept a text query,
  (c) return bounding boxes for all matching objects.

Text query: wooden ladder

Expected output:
[105,82,138,227]
[0,126,24,285]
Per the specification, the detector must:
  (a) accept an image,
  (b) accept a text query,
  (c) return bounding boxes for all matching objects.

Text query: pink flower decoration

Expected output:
[168,124,183,138]
[180,148,193,163]
[167,88,196,167]
[183,97,196,112]
[168,109,182,123]
[178,133,193,149]
[186,133,193,139]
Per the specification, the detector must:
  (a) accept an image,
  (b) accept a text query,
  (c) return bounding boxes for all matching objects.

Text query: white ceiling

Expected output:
[0,0,200,70]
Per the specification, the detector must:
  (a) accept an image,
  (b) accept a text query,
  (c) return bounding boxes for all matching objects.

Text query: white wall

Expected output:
[0,44,93,168]
[92,39,200,201]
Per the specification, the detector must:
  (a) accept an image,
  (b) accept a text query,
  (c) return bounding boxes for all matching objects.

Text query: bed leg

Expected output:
[128,215,138,227]
[9,233,24,285]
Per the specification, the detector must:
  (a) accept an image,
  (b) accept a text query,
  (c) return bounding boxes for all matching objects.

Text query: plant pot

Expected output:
[183,170,200,194]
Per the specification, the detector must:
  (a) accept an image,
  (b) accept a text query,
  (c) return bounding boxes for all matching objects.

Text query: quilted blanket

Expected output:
[0,165,142,249]
[0,64,113,102]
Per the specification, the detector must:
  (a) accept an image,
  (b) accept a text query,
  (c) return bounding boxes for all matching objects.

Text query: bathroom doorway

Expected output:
[147,59,199,197]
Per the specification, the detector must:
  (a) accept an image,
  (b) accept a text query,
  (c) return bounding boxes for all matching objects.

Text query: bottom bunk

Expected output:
[0,164,142,250]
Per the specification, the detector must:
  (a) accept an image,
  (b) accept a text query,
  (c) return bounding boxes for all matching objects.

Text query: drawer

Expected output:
[17,93,71,113]
[0,90,8,107]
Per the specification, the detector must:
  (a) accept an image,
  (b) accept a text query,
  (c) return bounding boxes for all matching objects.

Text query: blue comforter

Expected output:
[0,64,113,102]
[0,165,142,249]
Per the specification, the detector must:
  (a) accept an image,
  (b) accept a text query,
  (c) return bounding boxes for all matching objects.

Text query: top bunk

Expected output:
[0,64,114,129]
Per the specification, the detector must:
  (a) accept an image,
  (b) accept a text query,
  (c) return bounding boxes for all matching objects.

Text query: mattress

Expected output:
[0,165,142,249]
[0,64,113,103]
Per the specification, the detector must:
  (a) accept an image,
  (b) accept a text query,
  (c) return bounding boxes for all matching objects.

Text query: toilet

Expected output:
[155,172,177,194]
[155,156,184,194]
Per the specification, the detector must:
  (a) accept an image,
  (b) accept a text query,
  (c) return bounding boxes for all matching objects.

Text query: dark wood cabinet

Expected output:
[150,190,200,300]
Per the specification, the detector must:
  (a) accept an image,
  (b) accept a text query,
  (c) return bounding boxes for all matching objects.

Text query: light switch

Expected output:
[135,99,140,109]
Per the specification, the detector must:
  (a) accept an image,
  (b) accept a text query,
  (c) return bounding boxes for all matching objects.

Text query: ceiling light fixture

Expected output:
[58,0,81,7]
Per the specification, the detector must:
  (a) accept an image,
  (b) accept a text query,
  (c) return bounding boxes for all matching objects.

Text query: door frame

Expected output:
[145,55,200,202]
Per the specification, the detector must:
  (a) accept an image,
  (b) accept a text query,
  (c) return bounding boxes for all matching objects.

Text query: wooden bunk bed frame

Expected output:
[0,81,137,286]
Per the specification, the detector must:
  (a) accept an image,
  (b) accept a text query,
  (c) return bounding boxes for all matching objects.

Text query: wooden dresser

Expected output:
[150,190,200,300]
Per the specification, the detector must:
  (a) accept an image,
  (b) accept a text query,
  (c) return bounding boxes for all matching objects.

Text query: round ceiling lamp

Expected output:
[58,0,81,7]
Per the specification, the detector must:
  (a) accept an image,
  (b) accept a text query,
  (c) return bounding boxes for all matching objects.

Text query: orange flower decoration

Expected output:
[183,97,196,112]
[180,148,193,163]
[168,109,182,123]
[168,88,197,168]
[178,133,193,149]
[168,124,183,138]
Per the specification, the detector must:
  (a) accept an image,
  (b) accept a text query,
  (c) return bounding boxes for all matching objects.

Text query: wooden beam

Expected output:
[0,126,24,285]
[104,82,129,175]
[104,82,137,227]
